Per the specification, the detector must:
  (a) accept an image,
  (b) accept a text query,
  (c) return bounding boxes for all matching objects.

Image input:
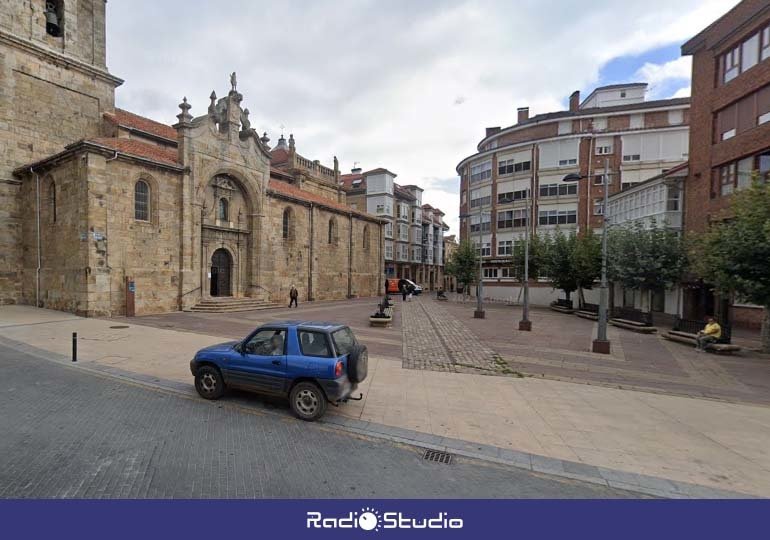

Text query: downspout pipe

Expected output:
[308,203,314,301]
[32,167,41,308]
[348,213,353,298]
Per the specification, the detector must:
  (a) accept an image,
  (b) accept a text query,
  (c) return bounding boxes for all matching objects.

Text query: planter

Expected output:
[369,315,392,327]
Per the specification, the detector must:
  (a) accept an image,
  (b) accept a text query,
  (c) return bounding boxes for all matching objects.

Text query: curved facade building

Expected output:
[456,83,690,303]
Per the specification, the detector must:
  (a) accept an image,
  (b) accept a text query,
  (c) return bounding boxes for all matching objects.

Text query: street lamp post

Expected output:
[563,157,611,354]
[518,192,532,331]
[458,209,487,319]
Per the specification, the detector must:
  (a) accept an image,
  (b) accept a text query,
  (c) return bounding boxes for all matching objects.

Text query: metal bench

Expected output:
[576,302,599,321]
[661,317,740,354]
[550,298,574,314]
[610,307,653,327]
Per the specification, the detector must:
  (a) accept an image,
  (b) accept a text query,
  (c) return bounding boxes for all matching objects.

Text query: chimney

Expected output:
[351,167,362,174]
[569,90,580,112]
[485,126,501,137]
[517,107,529,123]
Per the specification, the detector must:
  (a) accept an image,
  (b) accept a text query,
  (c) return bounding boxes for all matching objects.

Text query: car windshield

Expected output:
[331,327,357,356]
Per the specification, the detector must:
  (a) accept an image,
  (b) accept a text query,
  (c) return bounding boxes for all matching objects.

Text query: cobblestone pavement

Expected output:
[401,296,497,373]
[0,344,640,498]
[440,300,770,406]
[123,297,403,359]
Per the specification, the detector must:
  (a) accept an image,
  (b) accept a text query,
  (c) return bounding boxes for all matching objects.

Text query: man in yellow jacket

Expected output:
[696,317,722,352]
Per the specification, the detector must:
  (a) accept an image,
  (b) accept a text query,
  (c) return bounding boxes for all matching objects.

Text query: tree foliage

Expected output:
[511,232,547,282]
[693,180,770,351]
[607,221,688,296]
[542,230,577,300]
[573,229,602,293]
[445,240,478,291]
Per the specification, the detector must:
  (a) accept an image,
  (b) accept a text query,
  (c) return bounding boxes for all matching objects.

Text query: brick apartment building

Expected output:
[342,168,448,289]
[456,83,690,304]
[681,0,770,328]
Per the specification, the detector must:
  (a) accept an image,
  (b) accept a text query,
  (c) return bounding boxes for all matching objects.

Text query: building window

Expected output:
[497,189,529,204]
[470,161,492,184]
[538,209,577,226]
[49,181,56,223]
[762,26,770,61]
[385,222,393,238]
[558,158,577,166]
[498,240,513,256]
[620,90,627,98]
[134,180,150,221]
[593,199,604,215]
[539,183,577,197]
[218,198,229,221]
[328,218,337,244]
[483,268,498,279]
[498,159,531,176]
[473,242,492,257]
[500,268,514,279]
[667,185,681,211]
[596,145,612,155]
[719,162,737,196]
[593,174,610,185]
[497,209,527,229]
[45,0,63,37]
[723,45,740,83]
[469,214,491,233]
[759,112,770,125]
[375,203,385,214]
[282,207,293,240]
[721,128,736,141]
[622,154,641,162]
[363,225,370,251]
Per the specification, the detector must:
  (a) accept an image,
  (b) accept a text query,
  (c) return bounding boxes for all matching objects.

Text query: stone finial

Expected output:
[208,91,217,114]
[230,72,237,92]
[177,96,193,123]
[260,132,271,147]
[288,133,295,151]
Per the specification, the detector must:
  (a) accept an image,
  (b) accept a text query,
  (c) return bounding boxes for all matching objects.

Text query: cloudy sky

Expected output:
[107,0,738,236]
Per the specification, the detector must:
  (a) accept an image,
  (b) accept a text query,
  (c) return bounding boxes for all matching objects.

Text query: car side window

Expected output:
[298,330,332,358]
[244,329,286,356]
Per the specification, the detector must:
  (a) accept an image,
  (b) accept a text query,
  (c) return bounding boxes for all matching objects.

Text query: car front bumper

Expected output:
[318,376,357,402]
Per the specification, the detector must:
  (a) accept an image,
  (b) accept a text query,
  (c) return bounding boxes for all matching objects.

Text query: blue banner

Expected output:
[0,500,766,539]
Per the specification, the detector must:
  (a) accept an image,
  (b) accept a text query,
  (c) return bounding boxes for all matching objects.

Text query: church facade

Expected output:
[0,0,383,316]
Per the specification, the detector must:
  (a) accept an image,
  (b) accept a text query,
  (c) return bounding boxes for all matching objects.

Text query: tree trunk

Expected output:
[762,307,770,354]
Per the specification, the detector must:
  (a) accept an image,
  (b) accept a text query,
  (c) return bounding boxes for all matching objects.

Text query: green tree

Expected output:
[608,221,688,312]
[445,240,478,297]
[694,180,770,352]
[573,229,602,306]
[511,232,547,283]
[543,230,577,302]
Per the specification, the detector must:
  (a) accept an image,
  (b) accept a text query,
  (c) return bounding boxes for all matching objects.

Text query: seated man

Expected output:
[268,333,284,356]
[696,317,721,352]
[436,287,447,299]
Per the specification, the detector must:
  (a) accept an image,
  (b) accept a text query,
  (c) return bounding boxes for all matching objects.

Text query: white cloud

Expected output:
[634,56,692,98]
[672,86,692,98]
[106,0,739,236]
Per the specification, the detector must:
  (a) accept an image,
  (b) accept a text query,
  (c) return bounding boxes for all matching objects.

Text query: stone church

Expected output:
[0,0,384,316]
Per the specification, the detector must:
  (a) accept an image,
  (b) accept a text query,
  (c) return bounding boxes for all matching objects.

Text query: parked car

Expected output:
[404,279,423,295]
[190,321,367,421]
[385,278,424,296]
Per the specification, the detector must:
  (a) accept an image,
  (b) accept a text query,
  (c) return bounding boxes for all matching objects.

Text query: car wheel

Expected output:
[290,382,327,421]
[195,365,225,400]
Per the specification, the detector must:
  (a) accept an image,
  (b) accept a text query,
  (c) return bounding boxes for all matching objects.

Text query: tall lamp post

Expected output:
[459,208,488,319]
[518,191,532,331]
[563,157,611,354]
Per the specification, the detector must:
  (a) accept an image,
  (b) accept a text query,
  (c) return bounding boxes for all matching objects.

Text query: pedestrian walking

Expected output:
[289,285,299,308]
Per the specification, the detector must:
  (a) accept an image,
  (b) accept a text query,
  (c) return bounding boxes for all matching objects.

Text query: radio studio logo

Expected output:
[306,506,463,531]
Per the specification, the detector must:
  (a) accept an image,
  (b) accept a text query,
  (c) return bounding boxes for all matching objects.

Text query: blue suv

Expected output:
[190,321,368,421]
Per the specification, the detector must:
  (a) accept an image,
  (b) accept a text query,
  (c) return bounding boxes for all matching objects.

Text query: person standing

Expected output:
[696,317,721,352]
[289,285,299,308]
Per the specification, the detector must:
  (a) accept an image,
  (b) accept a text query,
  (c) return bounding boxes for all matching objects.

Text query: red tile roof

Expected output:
[339,173,365,190]
[104,108,178,142]
[270,147,289,165]
[86,137,180,167]
[268,179,379,221]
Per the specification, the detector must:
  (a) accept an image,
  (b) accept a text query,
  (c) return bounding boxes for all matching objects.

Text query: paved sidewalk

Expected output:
[2,305,770,497]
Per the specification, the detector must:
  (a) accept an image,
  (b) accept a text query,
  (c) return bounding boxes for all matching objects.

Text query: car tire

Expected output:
[290,381,327,421]
[195,365,225,400]
[347,344,368,383]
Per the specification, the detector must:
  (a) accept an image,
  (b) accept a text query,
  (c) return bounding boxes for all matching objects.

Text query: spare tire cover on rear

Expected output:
[347,344,368,383]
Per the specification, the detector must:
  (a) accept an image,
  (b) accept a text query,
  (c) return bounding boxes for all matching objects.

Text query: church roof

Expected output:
[86,137,180,167]
[268,179,381,223]
[104,109,178,142]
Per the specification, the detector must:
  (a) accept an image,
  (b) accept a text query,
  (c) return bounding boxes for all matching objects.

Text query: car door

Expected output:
[226,328,288,394]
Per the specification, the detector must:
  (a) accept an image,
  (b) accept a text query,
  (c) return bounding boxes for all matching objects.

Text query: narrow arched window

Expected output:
[218,198,229,221]
[49,181,57,223]
[363,225,370,251]
[328,218,336,244]
[282,207,292,240]
[45,0,64,37]
[134,180,150,221]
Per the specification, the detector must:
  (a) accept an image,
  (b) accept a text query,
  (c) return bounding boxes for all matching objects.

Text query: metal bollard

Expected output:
[72,332,77,363]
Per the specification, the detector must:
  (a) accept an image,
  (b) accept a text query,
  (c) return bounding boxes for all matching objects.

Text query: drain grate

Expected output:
[109,325,130,329]
[423,449,453,465]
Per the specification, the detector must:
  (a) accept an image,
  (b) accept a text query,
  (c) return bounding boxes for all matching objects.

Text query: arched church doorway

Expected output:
[210,248,232,297]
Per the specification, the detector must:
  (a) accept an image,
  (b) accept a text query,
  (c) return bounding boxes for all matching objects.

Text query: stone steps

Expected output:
[188,297,279,313]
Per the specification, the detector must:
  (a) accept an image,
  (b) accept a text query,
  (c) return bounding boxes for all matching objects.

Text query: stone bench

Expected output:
[575,310,598,321]
[609,319,658,334]
[550,305,574,314]
[662,331,741,354]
